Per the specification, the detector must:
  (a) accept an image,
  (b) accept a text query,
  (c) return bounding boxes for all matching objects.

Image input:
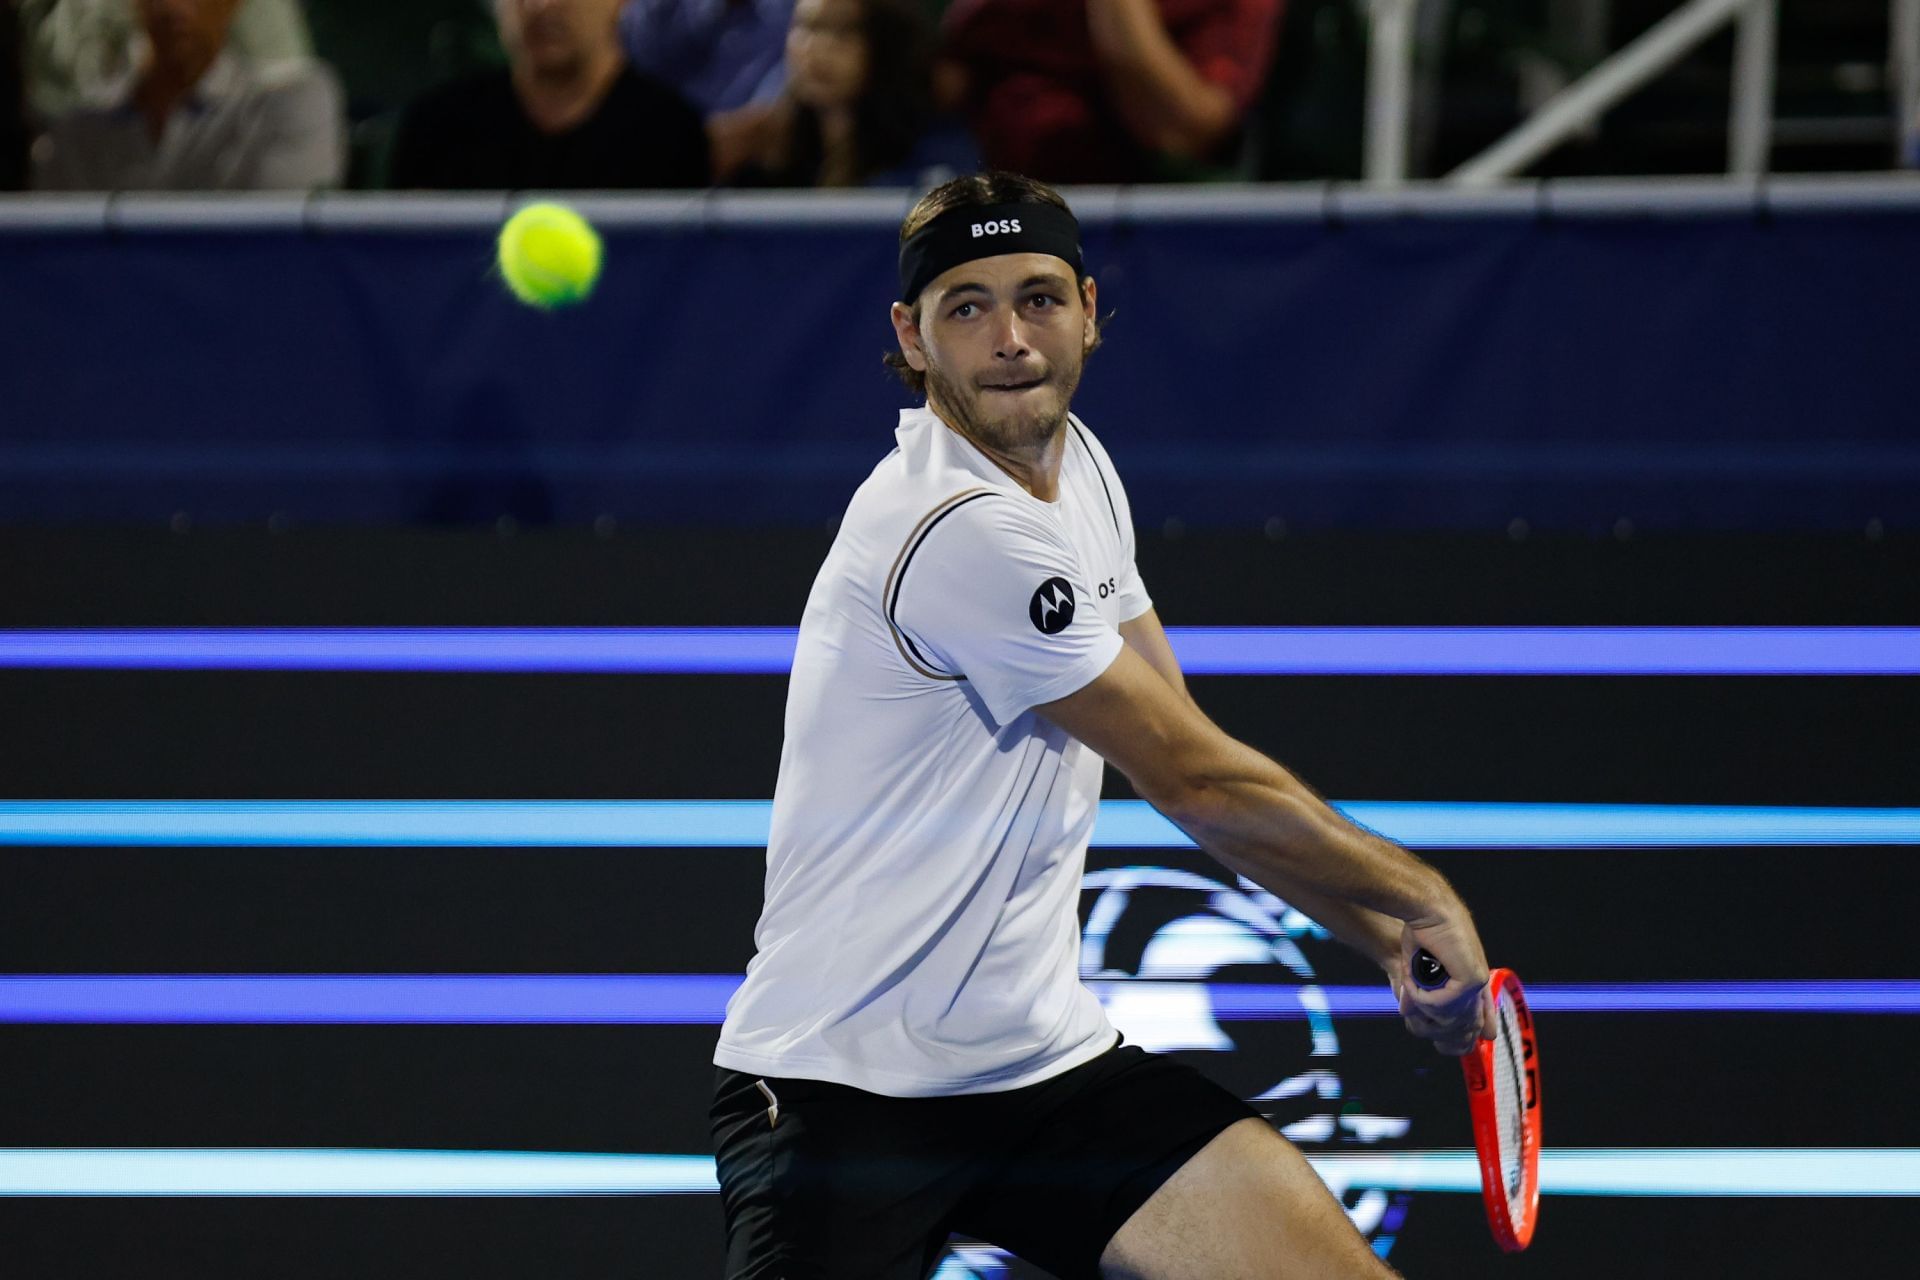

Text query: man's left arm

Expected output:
[1116,606,1408,972]
[1084,0,1274,160]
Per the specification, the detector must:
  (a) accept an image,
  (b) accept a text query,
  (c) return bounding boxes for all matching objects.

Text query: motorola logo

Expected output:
[1029,577,1076,634]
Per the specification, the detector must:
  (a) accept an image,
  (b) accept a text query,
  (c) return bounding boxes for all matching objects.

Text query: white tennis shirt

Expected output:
[714,405,1152,1096]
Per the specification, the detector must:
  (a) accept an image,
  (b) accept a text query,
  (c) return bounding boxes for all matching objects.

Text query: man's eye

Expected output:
[1028,295,1059,309]
[952,302,977,318]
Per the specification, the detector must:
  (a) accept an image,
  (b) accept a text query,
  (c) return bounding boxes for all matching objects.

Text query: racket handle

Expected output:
[1411,949,1449,990]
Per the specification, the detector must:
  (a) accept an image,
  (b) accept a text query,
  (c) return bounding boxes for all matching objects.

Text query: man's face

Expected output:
[497,0,623,78]
[136,0,243,77]
[891,252,1098,454]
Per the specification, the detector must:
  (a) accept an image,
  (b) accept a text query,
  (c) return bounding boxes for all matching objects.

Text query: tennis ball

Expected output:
[496,202,602,308]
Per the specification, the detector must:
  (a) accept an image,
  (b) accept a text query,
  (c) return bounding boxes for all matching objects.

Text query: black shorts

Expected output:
[709,1038,1262,1280]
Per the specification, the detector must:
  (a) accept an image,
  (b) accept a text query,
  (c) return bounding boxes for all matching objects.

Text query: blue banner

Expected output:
[1,182,1914,528]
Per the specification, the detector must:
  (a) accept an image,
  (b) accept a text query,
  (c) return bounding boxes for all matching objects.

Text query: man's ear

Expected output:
[890,301,928,373]
[1080,277,1098,347]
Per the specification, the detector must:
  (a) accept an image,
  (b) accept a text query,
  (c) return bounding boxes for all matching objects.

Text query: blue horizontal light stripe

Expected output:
[1168,627,1920,676]
[1104,800,1920,848]
[2,800,1917,848]
[0,1147,1912,1197]
[1204,980,1920,1018]
[1,977,1912,1024]
[1302,801,1920,849]
[0,975,742,1023]
[1322,1149,1920,1198]
[0,1149,718,1196]
[0,801,773,848]
[0,628,798,675]
[0,627,1913,675]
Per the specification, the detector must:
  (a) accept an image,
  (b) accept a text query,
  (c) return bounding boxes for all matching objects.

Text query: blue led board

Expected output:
[3,799,1917,847]
[1,626,1915,675]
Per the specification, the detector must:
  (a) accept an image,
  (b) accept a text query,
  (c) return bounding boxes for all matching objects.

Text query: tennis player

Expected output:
[711,171,1496,1279]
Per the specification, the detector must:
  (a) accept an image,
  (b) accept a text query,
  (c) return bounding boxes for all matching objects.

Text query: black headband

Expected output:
[897,202,1085,305]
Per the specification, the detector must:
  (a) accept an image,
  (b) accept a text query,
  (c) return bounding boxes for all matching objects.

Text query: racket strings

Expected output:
[1491,993,1530,1212]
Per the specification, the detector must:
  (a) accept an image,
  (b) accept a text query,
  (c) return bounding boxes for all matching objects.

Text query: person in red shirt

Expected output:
[939,0,1282,182]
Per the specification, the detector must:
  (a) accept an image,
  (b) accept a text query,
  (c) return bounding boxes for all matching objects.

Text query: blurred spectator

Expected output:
[712,0,974,188]
[4,3,27,189]
[940,0,1282,182]
[390,0,707,190]
[30,0,344,190]
[20,0,310,117]
[620,0,791,116]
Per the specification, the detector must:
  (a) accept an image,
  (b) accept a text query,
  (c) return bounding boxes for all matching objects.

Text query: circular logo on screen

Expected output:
[1028,577,1076,635]
[932,866,1424,1276]
[1078,868,1421,1254]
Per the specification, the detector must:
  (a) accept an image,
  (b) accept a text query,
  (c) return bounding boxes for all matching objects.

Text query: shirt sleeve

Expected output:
[1113,548,1152,623]
[618,0,682,85]
[1075,419,1153,623]
[891,493,1124,727]
[1109,466,1151,623]
[253,63,346,190]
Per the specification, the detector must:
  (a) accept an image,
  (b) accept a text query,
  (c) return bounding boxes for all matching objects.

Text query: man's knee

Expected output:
[1101,1119,1395,1279]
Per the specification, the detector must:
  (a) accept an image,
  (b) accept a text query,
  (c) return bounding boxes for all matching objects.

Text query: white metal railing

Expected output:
[1727,0,1778,176]
[1364,0,1420,185]
[1364,0,1920,186]
[1450,0,1773,185]
[4,176,1920,237]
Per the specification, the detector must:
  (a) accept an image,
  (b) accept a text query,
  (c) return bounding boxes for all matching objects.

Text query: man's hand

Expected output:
[1388,915,1496,1056]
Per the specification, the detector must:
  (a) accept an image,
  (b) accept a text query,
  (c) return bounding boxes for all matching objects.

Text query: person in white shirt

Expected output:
[711,170,1495,1280]
[30,0,342,191]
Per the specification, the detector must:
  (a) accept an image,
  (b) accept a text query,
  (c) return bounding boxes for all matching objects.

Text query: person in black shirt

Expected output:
[390,0,708,190]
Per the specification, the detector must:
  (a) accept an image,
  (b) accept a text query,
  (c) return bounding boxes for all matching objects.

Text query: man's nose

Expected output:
[992,312,1031,360]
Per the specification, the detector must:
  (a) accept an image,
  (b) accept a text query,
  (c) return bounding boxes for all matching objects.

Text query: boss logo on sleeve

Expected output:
[1029,578,1076,634]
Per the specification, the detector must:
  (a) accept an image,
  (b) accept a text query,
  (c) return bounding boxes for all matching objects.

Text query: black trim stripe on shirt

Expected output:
[883,487,999,681]
[1069,417,1122,537]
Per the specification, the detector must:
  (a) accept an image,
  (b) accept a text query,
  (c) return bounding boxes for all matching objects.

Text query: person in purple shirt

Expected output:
[618,0,792,115]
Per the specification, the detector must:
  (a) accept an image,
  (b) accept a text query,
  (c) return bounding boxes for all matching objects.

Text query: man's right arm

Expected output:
[1039,643,1494,1054]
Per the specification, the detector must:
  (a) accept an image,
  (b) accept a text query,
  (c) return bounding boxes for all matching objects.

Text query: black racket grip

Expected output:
[1411,949,1449,990]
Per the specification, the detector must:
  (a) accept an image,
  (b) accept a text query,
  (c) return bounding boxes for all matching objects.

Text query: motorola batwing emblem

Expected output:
[1029,577,1077,635]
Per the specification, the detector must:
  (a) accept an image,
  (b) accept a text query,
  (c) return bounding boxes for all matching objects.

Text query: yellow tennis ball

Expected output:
[496,202,602,308]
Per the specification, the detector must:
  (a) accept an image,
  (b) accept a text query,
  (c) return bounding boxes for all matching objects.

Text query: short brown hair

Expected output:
[884,171,1103,396]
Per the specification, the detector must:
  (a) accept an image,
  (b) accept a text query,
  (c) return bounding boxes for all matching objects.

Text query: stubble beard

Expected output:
[924,348,1086,457]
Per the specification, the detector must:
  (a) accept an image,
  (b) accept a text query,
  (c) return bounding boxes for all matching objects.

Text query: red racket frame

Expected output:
[1460,967,1541,1251]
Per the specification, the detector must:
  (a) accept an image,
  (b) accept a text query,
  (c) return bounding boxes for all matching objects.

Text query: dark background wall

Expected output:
[2,179,1914,1276]
[2,527,1913,1279]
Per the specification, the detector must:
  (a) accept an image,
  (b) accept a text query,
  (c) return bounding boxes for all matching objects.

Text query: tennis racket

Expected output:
[1412,951,1542,1252]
